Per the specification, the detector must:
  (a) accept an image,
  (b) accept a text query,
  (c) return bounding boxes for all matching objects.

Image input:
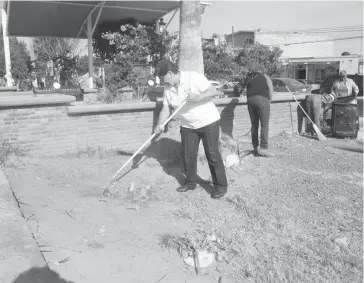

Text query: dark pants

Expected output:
[306,94,322,134]
[297,97,309,134]
[180,120,228,193]
[247,95,271,149]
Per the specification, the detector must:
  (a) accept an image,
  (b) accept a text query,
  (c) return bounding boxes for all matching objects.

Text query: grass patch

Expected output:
[63,145,132,159]
[0,140,29,167]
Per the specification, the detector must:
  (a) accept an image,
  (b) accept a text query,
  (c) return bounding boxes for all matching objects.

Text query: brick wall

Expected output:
[0,98,300,156]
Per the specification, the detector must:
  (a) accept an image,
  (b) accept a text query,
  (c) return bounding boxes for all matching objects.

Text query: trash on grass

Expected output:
[127,203,140,210]
[335,237,348,247]
[183,250,215,268]
[225,154,240,168]
[129,182,135,192]
[206,233,217,242]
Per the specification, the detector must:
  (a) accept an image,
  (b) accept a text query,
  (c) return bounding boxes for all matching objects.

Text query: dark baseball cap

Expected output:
[154,59,178,77]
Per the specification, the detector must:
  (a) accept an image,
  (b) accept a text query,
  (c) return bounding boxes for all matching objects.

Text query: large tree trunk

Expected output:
[178,1,204,74]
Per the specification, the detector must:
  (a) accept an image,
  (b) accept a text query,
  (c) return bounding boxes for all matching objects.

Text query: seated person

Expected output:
[321,70,359,105]
[297,70,359,135]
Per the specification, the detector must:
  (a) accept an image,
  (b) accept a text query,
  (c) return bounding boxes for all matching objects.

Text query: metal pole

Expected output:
[102,67,105,89]
[232,25,235,54]
[87,15,94,89]
[306,64,308,81]
[293,64,296,79]
[1,9,12,87]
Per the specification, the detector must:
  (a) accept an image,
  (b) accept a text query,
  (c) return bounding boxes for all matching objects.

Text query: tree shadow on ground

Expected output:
[12,266,73,283]
[114,137,215,195]
[220,99,238,137]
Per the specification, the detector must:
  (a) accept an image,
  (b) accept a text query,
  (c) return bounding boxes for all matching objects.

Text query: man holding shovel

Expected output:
[153,59,228,199]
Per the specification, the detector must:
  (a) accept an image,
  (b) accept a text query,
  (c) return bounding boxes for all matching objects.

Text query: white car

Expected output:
[209,80,222,90]
[296,79,320,91]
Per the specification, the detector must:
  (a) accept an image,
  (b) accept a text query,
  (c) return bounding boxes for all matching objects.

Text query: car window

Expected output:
[272,79,283,88]
[282,78,303,86]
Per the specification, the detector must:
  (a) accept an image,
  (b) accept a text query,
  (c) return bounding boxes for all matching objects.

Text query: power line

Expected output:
[266,36,363,46]
[262,29,363,34]
[290,25,362,32]
[259,25,363,34]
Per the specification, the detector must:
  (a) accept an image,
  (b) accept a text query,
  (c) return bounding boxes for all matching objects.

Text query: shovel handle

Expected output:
[110,99,188,181]
[285,86,316,126]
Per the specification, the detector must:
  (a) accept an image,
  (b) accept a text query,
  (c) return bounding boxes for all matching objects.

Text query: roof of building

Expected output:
[226,30,255,37]
[280,55,363,63]
[4,0,180,38]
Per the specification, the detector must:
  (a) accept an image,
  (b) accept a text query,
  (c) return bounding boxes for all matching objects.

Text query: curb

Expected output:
[0,169,47,283]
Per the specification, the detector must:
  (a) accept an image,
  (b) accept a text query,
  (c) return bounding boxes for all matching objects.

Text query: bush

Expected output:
[93,18,177,101]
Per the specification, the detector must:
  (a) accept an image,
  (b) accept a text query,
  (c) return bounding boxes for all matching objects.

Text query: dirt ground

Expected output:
[3,131,363,283]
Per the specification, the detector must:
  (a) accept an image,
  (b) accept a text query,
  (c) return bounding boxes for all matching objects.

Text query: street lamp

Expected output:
[159,18,166,33]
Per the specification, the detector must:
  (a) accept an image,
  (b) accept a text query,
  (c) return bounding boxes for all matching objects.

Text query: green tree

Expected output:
[234,43,284,85]
[75,55,102,76]
[202,40,238,81]
[33,37,80,87]
[0,38,32,90]
[92,19,177,99]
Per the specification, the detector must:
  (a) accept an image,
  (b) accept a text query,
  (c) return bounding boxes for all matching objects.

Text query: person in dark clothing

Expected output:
[297,97,308,135]
[246,71,274,157]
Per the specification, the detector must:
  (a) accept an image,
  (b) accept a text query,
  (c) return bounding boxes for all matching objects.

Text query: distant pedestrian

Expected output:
[153,59,228,199]
[246,71,274,157]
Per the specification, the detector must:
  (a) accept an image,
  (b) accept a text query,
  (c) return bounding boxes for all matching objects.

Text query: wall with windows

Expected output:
[225,31,255,48]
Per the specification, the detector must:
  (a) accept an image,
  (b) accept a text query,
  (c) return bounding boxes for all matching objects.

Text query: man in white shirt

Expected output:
[154,59,228,199]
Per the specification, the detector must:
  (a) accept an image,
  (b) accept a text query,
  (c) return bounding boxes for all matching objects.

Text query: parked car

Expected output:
[233,82,246,96]
[209,80,222,90]
[222,81,239,89]
[311,74,363,96]
[271,78,312,94]
[297,79,321,91]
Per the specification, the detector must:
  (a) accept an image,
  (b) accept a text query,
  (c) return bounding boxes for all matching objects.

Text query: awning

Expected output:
[4,0,181,38]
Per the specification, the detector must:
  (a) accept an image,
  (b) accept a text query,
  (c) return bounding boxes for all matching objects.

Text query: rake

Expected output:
[286,86,327,142]
[101,97,188,198]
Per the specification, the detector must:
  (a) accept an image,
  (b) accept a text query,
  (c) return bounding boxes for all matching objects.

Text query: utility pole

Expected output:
[1,8,13,87]
[232,25,235,55]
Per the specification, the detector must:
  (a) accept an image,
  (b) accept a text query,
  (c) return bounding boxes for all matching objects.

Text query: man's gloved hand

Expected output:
[154,124,165,134]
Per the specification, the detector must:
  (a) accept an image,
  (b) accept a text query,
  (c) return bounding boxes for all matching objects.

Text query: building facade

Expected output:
[280,55,362,83]
[205,30,362,82]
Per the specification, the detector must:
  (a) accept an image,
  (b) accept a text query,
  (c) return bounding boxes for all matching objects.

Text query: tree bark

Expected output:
[178,1,204,74]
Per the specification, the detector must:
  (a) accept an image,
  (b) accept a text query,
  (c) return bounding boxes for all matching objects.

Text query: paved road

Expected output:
[0,169,49,283]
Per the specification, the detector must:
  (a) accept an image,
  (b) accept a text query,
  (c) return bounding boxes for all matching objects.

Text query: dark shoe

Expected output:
[211,191,226,199]
[258,148,274,158]
[176,185,196,192]
[252,147,259,156]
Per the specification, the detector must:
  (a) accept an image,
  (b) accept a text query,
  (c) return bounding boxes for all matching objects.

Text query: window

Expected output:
[315,70,321,82]
[272,79,285,88]
[243,38,254,45]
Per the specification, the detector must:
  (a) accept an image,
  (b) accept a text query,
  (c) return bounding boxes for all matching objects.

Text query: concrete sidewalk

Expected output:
[0,169,47,283]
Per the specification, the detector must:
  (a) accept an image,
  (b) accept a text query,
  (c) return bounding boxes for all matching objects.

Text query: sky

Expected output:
[1,1,363,56]
[163,0,364,55]
[165,1,363,37]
